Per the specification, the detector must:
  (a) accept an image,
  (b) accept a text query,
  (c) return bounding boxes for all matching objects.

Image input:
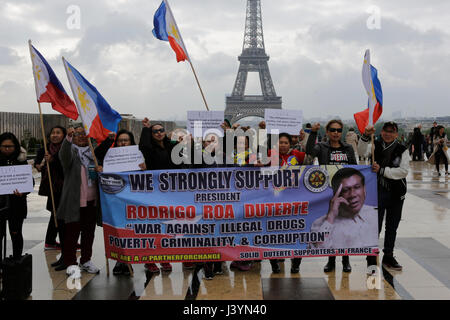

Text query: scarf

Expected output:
[48,142,62,156]
[72,144,95,186]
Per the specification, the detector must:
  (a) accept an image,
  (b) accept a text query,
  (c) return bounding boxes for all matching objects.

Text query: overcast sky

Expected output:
[1,0,449,121]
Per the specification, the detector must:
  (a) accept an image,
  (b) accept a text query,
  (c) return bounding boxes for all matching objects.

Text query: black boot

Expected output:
[382,254,402,271]
[54,263,68,271]
[270,259,280,273]
[291,258,302,273]
[204,263,214,280]
[342,256,351,273]
[51,256,64,267]
[113,262,124,275]
[323,256,336,272]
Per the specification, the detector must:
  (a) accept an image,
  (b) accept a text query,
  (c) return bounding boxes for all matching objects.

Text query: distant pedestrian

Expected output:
[428,126,449,176]
[411,126,424,161]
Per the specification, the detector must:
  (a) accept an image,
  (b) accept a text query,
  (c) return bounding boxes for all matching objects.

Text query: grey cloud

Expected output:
[0,47,21,65]
[310,16,445,47]
[1,0,450,119]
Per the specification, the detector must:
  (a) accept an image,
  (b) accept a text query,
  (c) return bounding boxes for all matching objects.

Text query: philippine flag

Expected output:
[62,58,122,143]
[152,0,190,62]
[354,49,383,134]
[29,43,79,120]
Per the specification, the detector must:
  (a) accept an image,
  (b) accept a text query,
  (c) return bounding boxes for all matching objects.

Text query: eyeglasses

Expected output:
[117,139,131,143]
[328,128,343,133]
[73,133,86,137]
[152,128,165,134]
[0,145,15,149]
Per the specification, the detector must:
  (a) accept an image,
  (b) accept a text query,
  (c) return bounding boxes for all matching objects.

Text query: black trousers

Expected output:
[412,147,422,161]
[378,188,404,255]
[0,216,24,260]
[435,150,448,172]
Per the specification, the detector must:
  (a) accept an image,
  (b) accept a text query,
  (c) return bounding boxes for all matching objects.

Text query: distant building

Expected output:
[0,111,176,144]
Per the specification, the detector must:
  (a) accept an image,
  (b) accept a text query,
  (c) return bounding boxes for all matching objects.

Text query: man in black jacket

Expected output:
[358,122,409,271]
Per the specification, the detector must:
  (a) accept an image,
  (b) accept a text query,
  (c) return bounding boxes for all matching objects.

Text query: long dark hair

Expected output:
[436,125,446,138]
[0,132,21,159]
[114,129,136,146]
[279,132,293,146]
[47,126,67,143]
[149,124,171,148]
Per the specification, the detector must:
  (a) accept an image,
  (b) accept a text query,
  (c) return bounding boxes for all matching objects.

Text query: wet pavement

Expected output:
[3,159,450,300]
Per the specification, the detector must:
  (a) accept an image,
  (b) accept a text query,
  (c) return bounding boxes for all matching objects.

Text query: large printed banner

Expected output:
[99,165,379,264]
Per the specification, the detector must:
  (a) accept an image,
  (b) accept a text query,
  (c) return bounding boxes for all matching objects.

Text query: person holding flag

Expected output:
[56,58,122,278]
[29,41,79,268]
[358,122,409,271]
[355,51,408,271]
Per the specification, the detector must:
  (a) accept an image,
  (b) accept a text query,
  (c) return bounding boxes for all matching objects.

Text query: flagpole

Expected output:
[371,134,375,164]
[28,40,58,229]
[188,60,209,111]
[164,0,209,111]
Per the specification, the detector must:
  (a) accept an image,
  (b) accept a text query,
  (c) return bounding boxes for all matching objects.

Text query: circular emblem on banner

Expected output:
[99,174,126,194]
[304,167,329,193]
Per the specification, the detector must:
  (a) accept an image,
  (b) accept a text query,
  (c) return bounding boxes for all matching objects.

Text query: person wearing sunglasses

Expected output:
[305,119,357,273]
[139,117,181,274]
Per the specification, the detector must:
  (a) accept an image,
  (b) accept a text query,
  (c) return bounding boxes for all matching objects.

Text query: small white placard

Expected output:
[103,146,145,173]
[265,109,303,135]
[0,165,34,195]
[187,111,224,138]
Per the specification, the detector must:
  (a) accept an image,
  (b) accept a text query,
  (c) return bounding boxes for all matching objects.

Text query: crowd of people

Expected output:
[408,122,449,176]
[0,116,448,285]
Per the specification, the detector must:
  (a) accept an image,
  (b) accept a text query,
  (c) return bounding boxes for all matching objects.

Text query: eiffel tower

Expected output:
[225,0,282,124]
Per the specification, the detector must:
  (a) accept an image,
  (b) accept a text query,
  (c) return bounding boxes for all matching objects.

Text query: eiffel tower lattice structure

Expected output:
[225,0,282,124]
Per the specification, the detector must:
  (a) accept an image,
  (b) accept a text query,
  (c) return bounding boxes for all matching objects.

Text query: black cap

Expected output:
[382,121,398,131]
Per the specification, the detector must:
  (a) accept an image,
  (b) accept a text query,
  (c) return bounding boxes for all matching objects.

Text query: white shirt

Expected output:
[309,205,378,249]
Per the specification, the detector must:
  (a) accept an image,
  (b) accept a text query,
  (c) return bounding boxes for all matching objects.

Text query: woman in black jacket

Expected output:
[139,118,179,273]
[0,132,29,260]
[34,126,66,255]
[305,120,356,273]
[139,118,179,171]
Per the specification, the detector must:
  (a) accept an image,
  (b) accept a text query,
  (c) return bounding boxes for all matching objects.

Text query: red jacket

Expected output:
[268,149,305,167]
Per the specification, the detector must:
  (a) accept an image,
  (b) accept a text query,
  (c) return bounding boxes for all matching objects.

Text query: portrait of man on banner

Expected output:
[309,167,378,250]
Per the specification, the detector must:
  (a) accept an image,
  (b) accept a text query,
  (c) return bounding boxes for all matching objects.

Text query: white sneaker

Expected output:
[80,260,100,274]
[66,265,81,279]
